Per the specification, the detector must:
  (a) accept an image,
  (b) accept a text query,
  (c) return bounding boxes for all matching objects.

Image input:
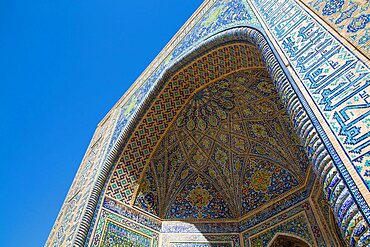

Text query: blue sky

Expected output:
[0,0,203,245]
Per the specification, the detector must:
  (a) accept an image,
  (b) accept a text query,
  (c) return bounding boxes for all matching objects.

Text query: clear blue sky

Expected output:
[0,1,203,246]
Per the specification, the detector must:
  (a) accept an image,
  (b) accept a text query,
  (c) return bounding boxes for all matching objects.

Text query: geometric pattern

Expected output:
[89,197,328,246]
[134,69,308,220]
[46,0,370,245]
[241,201,327,246]
[100,220,152,247]
[89,209,160,247]
[302,0,370,58]
[248,213,313,246]
[269,235,310,247]
[251,0,370,204]
[86,22,350,244]
[165,174,234,219]
[45,1,262,244]
[45,107,122,247]
[108,0,261,154]
[310,178,347,246]
[97,24,367,245]
[106,43,265,204]
[103,197,162,231]
[81,21,367,243]
[161,234,241,247]
[169,244,231,247]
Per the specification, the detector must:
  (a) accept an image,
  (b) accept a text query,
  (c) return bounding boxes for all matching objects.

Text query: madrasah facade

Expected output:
[46,0,370,246]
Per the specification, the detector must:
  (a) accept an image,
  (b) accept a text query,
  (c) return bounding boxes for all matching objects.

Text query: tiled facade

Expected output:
[46,0,370,246]
[301,0,370,58]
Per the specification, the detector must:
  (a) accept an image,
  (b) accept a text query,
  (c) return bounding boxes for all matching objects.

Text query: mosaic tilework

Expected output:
[169,0,260,61]
[248,213,314,246]
[47,0,370,243]
[89,209,159,247]
[250,0,370,206]
[108,0,261,155]
[169,244,231,247]
[46,2,260,245]
[101,24,368,244]
[103,197,162,232]
[301,0,370,57]
[242,201,326,246]
[270,235,310,247]
[160,221,240,234]
[166,174,234,219]
[134,69,308,220]
[159,201,329,246]
[310,178,346,246]
[46,109,121,247]
[93,198,331,247]
[161,234,241,247]
[238,190,310,232]
[106,44,265,203]
[100,220,152,247]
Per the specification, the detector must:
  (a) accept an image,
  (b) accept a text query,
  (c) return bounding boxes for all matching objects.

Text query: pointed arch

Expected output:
[75,26,369,246]
[268,233,311,247]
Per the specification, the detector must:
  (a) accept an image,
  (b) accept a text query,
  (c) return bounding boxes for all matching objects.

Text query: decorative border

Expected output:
[241,201,325,246]
[47,1,370,246]
[46,9,370,243]
[298,0,370,60]
[249,0,370,215]
[84,26,368,246]
[100,219,153,247]
[160,234,240,247]
[90,209,159,247]
[103,197,162,231]
[46,1,261,245]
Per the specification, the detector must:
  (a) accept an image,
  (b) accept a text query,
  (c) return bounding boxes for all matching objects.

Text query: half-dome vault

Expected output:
[92,36,349,246]
[134,69,309,220]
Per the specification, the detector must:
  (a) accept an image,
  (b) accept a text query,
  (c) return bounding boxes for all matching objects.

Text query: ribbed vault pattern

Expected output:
[106,43,265,203]
[134,69,310,219]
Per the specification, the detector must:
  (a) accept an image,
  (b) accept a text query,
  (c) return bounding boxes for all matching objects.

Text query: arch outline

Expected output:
[80,26,370,246]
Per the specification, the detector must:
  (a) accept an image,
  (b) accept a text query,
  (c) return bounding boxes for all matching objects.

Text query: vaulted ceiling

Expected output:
[134,69,310,220]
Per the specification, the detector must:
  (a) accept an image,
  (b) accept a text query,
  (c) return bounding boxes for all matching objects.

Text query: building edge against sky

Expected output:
[46,0,370,246]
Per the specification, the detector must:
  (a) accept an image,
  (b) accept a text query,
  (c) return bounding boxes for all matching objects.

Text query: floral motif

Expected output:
[249,214,314,246]
[348,14,370,33]
[257,102,274,114]
[101,221,152,247]
[242,160,299,214]
[171,0,258,59]
[243,107,253,116]
[134,70,306,220]
[187,185,213,208]
[234,137,246,151]
[322,0,344,16]
[215,147,228,166]
[134,168,159,215]
[177,80,235,131]
[252,169,272,192]
[251,123,268,137]
[192,150,206,168]
[257,80,274,94]
[167,174,232,219]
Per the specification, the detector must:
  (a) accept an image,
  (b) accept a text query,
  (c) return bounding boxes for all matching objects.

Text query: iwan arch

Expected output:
[46,0,370,246]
